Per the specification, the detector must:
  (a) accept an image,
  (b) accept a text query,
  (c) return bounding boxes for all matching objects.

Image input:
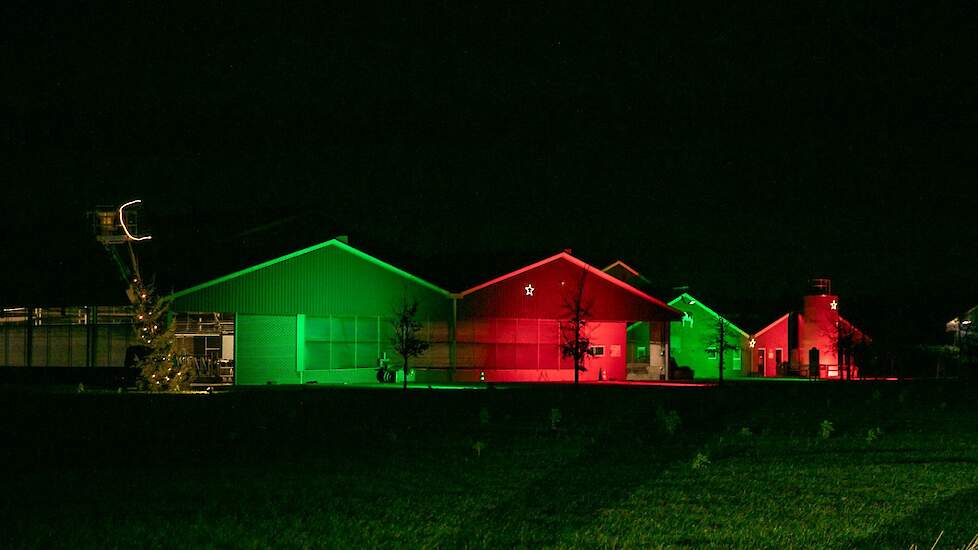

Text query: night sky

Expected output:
[3,4,976,343]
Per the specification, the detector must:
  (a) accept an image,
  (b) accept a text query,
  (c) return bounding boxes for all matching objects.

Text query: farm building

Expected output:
[947,304,977,371]
[0,306,136,373]
[946,304,977,347]
[453,252,681,382]
[667,293,751,379]
[750,279,868,379]
[168,237,453,385]
[600,260,652,288]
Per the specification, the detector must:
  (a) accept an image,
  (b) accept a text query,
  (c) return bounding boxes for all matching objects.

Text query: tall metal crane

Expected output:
[92,200,153,304]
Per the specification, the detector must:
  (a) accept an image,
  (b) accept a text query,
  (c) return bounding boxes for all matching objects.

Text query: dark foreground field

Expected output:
[1,380,976,549]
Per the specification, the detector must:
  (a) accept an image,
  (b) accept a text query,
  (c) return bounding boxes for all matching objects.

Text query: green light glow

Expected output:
[665,292,751,379]
[169,238,449,301]
[296,314,306,375]
[667,293,749,337]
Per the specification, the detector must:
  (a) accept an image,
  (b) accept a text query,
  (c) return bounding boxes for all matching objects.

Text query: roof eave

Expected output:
[169,238,450,301]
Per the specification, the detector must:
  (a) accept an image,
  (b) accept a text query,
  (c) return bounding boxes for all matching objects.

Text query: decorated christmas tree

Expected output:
[94,200,194,391]
[130,277,193,391]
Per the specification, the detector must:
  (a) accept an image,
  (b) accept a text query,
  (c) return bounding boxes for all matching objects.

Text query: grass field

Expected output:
[1,380,976,548]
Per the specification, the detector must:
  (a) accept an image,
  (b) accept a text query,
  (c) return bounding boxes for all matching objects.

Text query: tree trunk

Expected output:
[717,320,725,387]
[574,323,580,386]
[403,357,408,390]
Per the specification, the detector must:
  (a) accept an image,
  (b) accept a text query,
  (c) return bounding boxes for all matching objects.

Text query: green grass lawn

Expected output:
[1,381,976,548]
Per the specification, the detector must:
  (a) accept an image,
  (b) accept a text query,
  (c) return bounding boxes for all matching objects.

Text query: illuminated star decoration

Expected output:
[749,338,756,349]
[524,284,534,296]
[829,300,838,310]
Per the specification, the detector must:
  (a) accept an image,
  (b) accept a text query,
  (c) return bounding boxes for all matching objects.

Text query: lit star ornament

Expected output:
[829,300,838,310]
[524,284,534,296]
[749,338,756,349]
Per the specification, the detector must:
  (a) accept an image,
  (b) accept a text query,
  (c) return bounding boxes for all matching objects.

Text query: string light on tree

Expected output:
[96,199,192,391]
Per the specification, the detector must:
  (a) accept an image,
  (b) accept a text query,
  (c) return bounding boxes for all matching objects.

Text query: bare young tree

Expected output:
[707,315,740,386]
[391,298,430,390]
[560,270,595,386]
[823,318,867,380]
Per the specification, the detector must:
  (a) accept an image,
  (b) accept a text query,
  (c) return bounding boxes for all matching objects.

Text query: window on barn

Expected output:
[706,345,717,359]
[589,345,605,357]
[636,345,649,361]
[304,315,401,370]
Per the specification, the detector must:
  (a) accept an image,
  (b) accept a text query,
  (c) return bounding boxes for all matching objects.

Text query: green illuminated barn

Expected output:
[668,293,751,379]
[168,238,452,385]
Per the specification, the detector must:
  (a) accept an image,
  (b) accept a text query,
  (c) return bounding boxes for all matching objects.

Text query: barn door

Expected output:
[235,314,298,385]
[649,342,665,379]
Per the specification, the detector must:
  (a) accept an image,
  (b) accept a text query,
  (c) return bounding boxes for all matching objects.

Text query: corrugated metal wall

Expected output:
[235,315,298,385]
[455,318,565,371]
[0,324,135,367]
[2,325,27,366]
[301,315,451,370]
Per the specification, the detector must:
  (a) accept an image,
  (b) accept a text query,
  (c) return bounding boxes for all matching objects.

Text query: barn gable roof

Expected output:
[838,315,870,341]
[168,238,450,300]
[460,252,680,314]
[601,259,653,286]
[753,313,791,339]
[601,260,641,277]
[668,293,750,338]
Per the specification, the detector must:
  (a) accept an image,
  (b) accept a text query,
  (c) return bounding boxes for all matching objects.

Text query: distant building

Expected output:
[456,253,681,382]
[750,279,868,379]
[169,238,453,385]
[169,241,681,386]
[947,305,977,371]
[946,305,977,347]
[667,293,751,379]
[601,260,652,288]
[601,263,752,380]
[0,306,135,368]
[16,237,881,386]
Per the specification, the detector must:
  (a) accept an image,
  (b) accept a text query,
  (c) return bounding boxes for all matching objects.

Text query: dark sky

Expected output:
[2,4,976,342]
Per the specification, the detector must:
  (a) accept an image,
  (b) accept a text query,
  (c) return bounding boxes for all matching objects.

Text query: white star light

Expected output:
[829,300,838,310]
[525,284,534,296]
[749,338,756,349]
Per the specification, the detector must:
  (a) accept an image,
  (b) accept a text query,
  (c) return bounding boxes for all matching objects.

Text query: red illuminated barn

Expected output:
[750,279,868,379]
[452,251,681,382]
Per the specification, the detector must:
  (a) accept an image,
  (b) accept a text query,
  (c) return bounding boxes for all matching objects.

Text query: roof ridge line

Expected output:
[169,238,450,300]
